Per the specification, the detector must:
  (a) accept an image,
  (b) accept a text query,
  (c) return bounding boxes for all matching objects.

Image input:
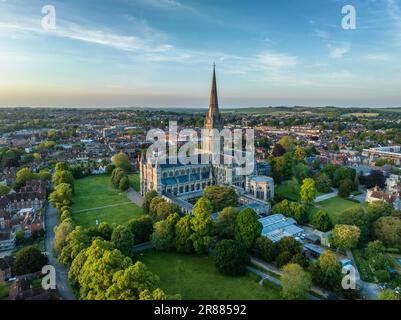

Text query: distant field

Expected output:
[139,251,282,300]
[310,196,362,224]
[71,175,142,228]
[342,113,379,118]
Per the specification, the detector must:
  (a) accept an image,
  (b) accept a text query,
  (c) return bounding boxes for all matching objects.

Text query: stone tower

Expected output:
[203,64,223,155]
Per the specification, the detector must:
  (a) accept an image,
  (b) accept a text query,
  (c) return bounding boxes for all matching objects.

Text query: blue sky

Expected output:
[1,0,401,108]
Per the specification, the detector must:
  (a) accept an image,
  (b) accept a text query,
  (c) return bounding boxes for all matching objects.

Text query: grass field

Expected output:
[275,180,300,201]
[139,251,282,300]
[0,283,9,300]
[276,180,324,202]
[342,113,379,118]
[310,196,362,224]
[71,175,142,228]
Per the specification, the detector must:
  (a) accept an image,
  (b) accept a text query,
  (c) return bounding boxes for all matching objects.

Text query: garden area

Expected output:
[309,196,363,224]
[139,251,282,300]
[71,174,142,228]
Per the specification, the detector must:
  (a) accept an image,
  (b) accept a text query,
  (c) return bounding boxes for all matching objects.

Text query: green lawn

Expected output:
[276,180,323,202]
[139,251,282,300]
[310,196,362,224]
[71,175,142,228]
[0,283,9,300]
[275,180,300,201]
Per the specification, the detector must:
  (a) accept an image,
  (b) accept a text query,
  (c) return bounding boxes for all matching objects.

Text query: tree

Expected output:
[60,209,72,222]
[234,208,262,250]
[321,163,337,181]
[55,161,68,171]
[98,222,113,241]
[272,200,308,224]
[314,173,332,194]
[106,262,164,300]
[367,201,394,223]
[203,186,238,212]
[119,176,130,191]
[292,163,311,183]
[333,167,356,188]
[49,183,73,209]
[0,185,10,196]
[53,218,74,257]
[277,237,301,255]
[377,290,400,300]
[300,178,317,204]
[128,216,154,244]
[365,240,385,260]
[112,153,131,172]
[38,170,52,181]
[332,225,361,250]
[15,167,33,187]
[214,207,240,240]
[294,147,306,161]
[338,179,353,198]
[151,214,179,251]
[111,225,134,257]
[52,170,74,191]
[105,164,116,174]
[253,237,277,263]
[112,168,126,188]
[291,253,308,268]
[364,170,385,189]
[69,240,132,300]
[281,263,312,300]
[271,156,285,183]
[318,251,342,290]
[373,217,401,248]
[155,201,180,221]
[312,210,332,232]
[191,197,213,254]
[143,190,158,215]
[272,143,286,157]
[59,226,91,266]
[212,240,249,276]
[278,136,296,151]
[338,206,369,241]
[174,215,194,253]
[13,246,48,276]
[275,251,293,268]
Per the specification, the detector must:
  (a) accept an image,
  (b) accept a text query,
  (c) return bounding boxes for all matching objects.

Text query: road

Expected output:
[346,250,379,300]
[315,189,338,203]
[250,256,330,299]
[44,204,76,300]
[246,266,319,300]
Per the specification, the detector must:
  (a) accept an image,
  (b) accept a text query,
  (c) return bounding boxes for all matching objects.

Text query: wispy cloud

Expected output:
[0,17,174,54]
[386,0,401,44]
[328,44,350,59]
[314,29,330,40]
[363,53,389,61]
[257,52,299,71]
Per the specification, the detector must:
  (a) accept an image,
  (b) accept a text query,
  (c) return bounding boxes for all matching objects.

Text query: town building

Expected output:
[363,146,401,166]
[259,214,305,243]
[365,186,401,211]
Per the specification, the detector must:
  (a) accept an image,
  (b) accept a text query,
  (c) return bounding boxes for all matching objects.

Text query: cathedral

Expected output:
[140,66,274,210]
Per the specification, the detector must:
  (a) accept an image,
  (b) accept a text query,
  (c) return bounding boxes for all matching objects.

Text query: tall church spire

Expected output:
[205,64,223,130]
